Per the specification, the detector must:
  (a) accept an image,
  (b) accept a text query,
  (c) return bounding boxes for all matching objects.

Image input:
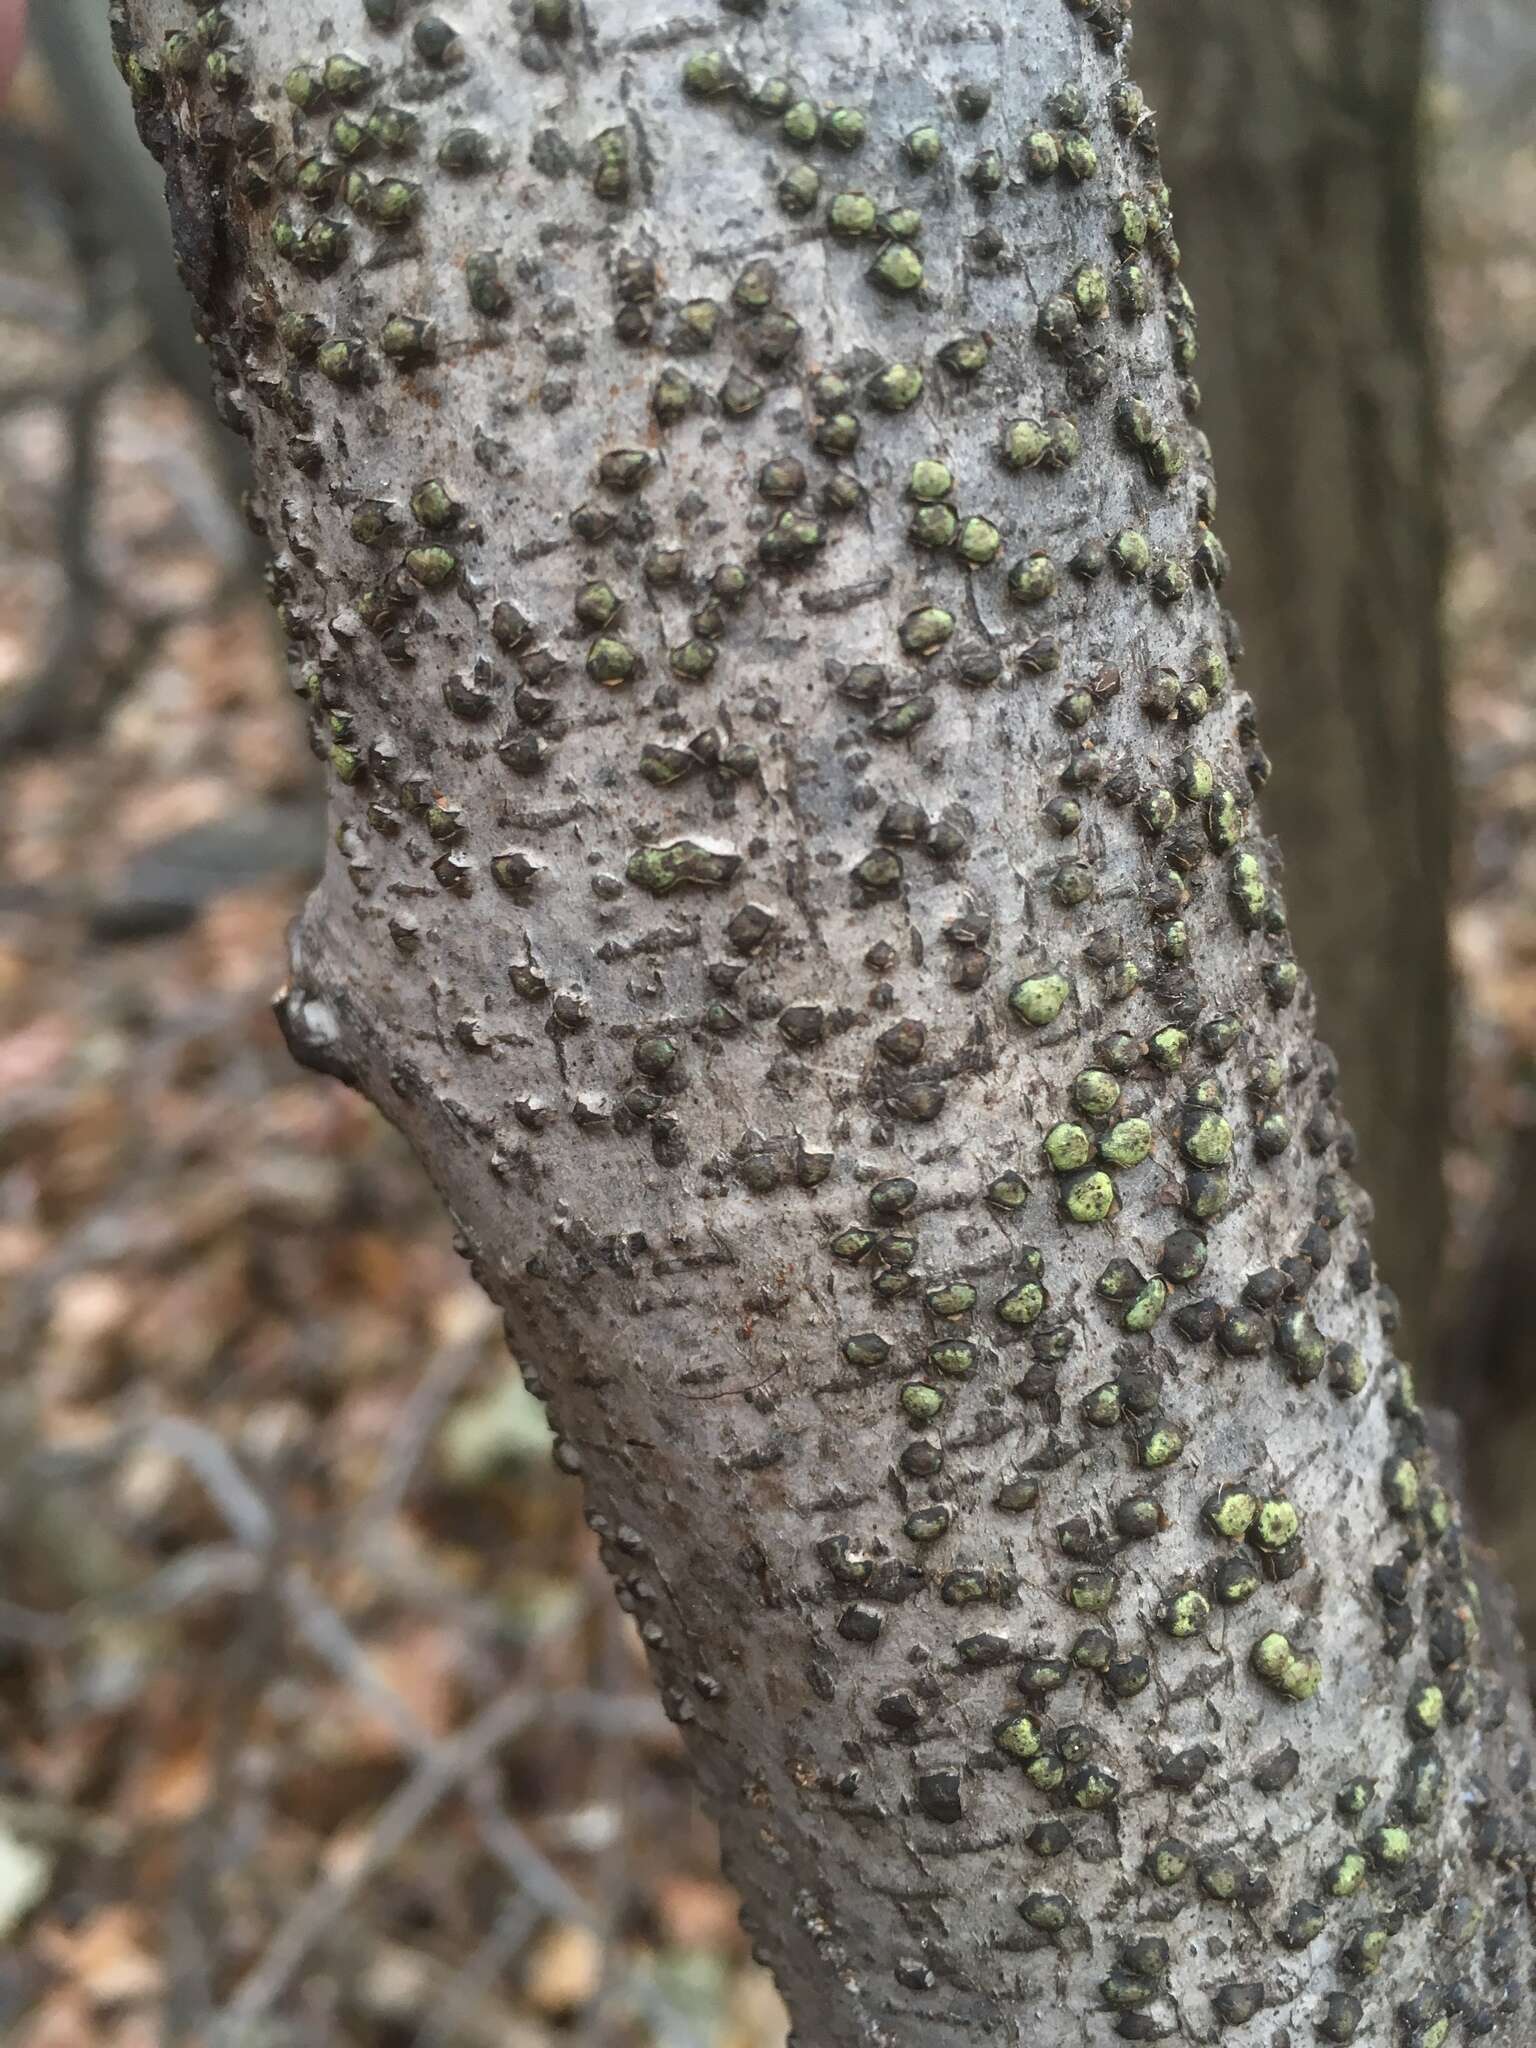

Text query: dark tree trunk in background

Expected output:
[111,0,1533,2041]
[1134,0,1450,1366]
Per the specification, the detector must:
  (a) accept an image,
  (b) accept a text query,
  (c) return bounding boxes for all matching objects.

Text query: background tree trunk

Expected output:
[113,1,1532,2041]
[1132,0,1450,1366]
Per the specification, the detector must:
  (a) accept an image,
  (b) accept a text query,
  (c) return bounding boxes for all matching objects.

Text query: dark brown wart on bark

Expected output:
[110,0,1532,2042]
[1133,0,1451,1366]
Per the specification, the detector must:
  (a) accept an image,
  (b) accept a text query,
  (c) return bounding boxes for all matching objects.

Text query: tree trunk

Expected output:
[111,1,1532,2041]
[1130,0,1451,1367]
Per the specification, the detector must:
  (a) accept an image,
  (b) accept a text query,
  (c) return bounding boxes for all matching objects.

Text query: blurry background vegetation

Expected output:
[1,0,1535,2041]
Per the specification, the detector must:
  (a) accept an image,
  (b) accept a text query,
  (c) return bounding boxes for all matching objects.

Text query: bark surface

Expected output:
[111,1,1533,2043]
[1133,0,1451,1364]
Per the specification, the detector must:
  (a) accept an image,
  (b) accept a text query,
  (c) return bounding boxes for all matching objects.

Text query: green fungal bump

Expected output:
[586,636,638,686]
[670,639,717,682]
[956,516,1002,565]
[909,459,954,502]
[1213,1557,1261,1605]
[380,314,436,366]
[367,178,423,227]
[1025,129,1060,178]
[275,215,350,275]
[652,368,694,424]
[828,191,878,239]
[283,61,323,108]
[778,164,821,215]
[1000,417,1051,470]
[1008,975,1068,1027]
[1330,1344,1369,1397]
[842,1332,889,1373]
[315,337,369,385]
[1180,1109,1233,1168]
[1072,264,1107,320]
[870,243,924,294]
[904,1504,952,1544]
[410,479,458,531]
[1251,1631,1322,1702]
[1136,1421,1185,1469]
[626,841,742,897]
[1067,1568,1117,1614]
[1108,527,1150,577]
[1159,1588,1210,1638]
[925,1281,977,1320]
[1006,553,1058,605]
[1230,862,1278,943]
[1204,1485,1259,1541]
[1018,1891,1070,1933]
[1047,417,1081,468]
[1027,1757,1067,1797]
[939,332,990,376]
[1059,133,1098,180]
[1081,1381,1122,1426]
[996,1280,1045,1328]
[574,581,621,629]
[1112,193,1147,249]
[1044,1123,1093,1173]
[1067,1763,1118,1812]
[404,545,457,589]
[909,504,959,549]
[1145,1839,1190,1887]
[1122,1277,1167,1332]
[905,123,943,167]
[995,1713,1044,1761]
[969,147,1004,193]
[782,96,820,145]
[322,51,374,101]
[1406,1683,1444,1737]
[466,252,511,317]
[1148,1026,1189,1072]
[1369,1824,1412,1869]
[1098,1118,1152,1168]
[900,1382,944,1423]
[681,48,739,97]
[881,205,923,241]
[866,361,924,411]
[591,127,631,200]
[1343,1922,1391,1977]
[928,1340,975,1379]
[899,607,954,656]
[1073,1069,1121,1118]
[1061,1170,1116,1225]
[1253,1498,1300,1552]
[1336,1776,1374,1819]
[1383,1455,1421,1517]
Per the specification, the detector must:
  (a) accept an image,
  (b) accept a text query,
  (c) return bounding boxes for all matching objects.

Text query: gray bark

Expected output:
[1133,0,1451,1367]
[110,1,1535,2043]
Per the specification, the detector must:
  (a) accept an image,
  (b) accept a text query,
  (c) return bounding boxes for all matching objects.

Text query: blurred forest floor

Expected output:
[1,9,1535,2046]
